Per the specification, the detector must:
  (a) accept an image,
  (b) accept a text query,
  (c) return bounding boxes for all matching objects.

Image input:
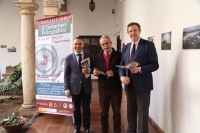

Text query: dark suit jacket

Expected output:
[119,38,159,92]
[64,52,94,95]
[94,48,122,89]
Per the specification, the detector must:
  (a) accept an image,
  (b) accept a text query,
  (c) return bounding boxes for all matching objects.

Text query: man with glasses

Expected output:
[93,35,122,133]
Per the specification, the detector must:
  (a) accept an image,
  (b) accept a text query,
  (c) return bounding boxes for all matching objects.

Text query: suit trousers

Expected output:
[71,86,91,131]
[126,80,150,133]
[98,87,122,133]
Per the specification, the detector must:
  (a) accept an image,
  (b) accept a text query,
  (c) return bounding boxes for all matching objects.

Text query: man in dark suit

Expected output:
[64,37,94,133]
[93,35,122,133]
[119,22,159,133]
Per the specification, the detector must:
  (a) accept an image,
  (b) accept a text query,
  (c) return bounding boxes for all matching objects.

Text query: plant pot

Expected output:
[2,122,25,133]
[1,118,26,133]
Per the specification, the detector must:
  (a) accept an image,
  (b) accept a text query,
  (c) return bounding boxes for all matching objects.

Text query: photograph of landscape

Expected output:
[183,24,200,49]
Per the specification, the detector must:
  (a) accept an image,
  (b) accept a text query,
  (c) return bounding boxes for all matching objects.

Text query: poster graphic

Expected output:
[183,24,200,49]
[35,14,73,116]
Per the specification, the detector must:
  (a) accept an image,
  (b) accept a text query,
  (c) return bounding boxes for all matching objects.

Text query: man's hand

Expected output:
[106,70,114,77]
[82,67,88,74]
[65,92,71,98]
[93,69,100,76]
[129,67,139,74]
[120,76,130,85]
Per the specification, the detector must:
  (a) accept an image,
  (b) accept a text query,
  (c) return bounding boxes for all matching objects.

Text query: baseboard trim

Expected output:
[148,116,165,133]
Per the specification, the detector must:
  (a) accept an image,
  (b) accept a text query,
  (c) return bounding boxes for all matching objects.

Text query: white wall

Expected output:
[115,0,200,133]
[0,0,21,75]
[0,0,43,75]
[66,0,117,48]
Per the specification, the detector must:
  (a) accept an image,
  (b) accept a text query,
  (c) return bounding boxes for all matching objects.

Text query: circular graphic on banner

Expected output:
[36,44,58,75]
[69,104,73,109]
[63,103,68,108]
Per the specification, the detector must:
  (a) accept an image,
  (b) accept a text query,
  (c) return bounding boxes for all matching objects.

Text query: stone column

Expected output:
[14,1,39,116]
[43,0,64,18]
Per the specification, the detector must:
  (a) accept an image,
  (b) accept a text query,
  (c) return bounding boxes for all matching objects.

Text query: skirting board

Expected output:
[148,116,165,133]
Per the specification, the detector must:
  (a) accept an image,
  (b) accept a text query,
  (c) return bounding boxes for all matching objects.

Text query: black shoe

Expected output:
[74,129,80,133]
[85,129,91,133]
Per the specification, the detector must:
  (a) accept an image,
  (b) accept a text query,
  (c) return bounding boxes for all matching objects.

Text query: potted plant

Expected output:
[0,113,26,133]
[0,62,22,101]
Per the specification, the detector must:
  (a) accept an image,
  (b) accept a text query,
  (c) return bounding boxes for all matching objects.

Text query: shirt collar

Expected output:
[75,51,83,56]
[132,38,140,46]
[103,48,113,56]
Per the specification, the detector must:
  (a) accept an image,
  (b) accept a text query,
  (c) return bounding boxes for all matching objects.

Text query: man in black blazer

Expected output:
[93,36,122,133]
[64,37,94,133]
[119,22,159,133]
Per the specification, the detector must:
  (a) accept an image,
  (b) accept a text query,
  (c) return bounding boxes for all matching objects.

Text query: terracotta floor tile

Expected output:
[91,116,101,121]
[46,125,69,133]
[149,131,160,133]
[52,115,73,124]
[91,106,101,111]
[32,118,52,126]
[26,125,48,133]
[91,102,100,106]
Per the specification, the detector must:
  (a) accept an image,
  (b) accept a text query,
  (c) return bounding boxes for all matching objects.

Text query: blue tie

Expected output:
[131,44,136,60]
[78,54,82,71]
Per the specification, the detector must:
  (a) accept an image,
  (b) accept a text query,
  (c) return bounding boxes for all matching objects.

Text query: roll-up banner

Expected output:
[35,14,73,116]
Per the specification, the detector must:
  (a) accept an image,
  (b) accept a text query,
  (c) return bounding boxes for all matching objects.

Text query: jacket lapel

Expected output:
[83,52,87,60]
[126,43,131,62]
[133,39,143,60]
[72,53,81,72]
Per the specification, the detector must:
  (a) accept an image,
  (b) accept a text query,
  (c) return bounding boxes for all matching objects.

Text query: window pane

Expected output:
[83,39,89,53]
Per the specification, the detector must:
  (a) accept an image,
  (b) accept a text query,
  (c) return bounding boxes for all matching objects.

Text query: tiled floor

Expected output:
[26,81,159,133]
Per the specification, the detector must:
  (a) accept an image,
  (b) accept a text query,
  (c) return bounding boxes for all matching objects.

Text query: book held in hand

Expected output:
[115,61,139,69]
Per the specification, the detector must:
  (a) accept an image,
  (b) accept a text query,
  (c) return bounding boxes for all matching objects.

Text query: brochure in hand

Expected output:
[81,57,90,68]
[115,61,139,69]
[94,68,106,75]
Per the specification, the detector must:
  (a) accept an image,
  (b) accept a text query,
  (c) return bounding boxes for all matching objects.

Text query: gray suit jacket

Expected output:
[64,52,94,95]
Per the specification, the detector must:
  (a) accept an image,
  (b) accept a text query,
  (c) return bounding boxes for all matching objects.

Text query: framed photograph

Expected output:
[161,32,171,50]
[148,36,154,42]
[8,46,17,52]
[1,45,7,48]
[183,24,200,49]
[0,62,1,81]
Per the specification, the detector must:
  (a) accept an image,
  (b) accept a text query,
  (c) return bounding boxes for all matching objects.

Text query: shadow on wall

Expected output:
[170,52,185,133]
[170,54,180,133]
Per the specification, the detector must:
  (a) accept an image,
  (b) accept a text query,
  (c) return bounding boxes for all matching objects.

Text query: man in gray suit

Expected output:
[64,37,94,133]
